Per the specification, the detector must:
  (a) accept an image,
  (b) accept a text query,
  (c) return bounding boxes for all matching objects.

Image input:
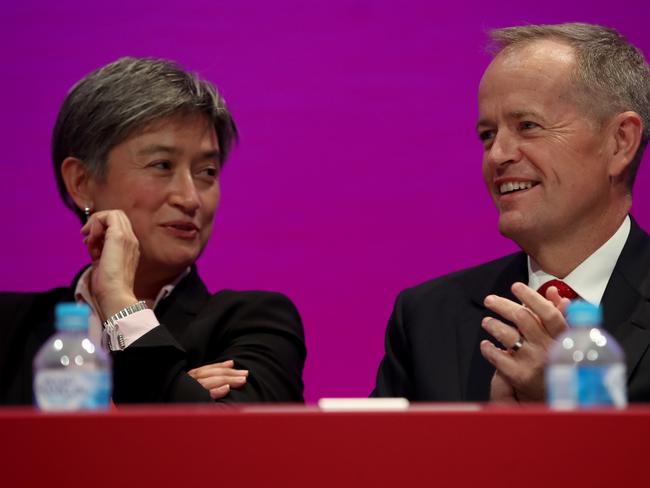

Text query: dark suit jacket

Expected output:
[0,267,306,405]
[373,218,650,402]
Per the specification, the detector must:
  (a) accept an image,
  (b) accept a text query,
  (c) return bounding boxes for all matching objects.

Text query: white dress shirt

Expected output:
[527,216,631,305]
[74,267,190,350]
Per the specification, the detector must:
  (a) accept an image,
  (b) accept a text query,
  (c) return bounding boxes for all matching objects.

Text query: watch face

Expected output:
[103,301,148,350]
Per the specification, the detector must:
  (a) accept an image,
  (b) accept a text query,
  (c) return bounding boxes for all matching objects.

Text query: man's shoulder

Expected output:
[398,252,526,308]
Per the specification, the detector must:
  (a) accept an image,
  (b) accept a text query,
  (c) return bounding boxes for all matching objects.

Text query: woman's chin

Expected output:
[139,253,197,279]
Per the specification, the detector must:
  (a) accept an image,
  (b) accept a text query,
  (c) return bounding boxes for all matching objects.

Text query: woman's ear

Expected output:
[60,157,96,211]
[608,111,643,181]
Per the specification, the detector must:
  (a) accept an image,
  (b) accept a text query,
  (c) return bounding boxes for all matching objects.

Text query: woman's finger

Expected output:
[209,385,230,400]
[195,374,247,391]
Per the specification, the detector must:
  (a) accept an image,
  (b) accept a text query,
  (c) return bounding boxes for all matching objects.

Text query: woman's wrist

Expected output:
[97,293,139,320]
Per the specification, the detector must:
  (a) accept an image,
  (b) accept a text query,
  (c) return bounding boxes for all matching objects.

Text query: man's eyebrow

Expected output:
[509,110,543,120]
[475,111,545,131]
[476,118,491,131]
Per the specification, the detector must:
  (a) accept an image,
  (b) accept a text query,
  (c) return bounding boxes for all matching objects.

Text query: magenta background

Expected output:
[2,1,649,402]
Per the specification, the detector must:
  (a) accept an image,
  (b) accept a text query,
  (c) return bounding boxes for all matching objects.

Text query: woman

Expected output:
[0,58,306,404]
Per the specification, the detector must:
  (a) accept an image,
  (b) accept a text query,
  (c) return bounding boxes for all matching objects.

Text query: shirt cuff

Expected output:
[113,309,160,349]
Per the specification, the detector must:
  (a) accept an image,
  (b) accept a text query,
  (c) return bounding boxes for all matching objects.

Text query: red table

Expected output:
[1,404,647,487]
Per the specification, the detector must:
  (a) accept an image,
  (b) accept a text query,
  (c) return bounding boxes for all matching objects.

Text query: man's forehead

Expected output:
[486,39,577,80]
[478,39,578,100]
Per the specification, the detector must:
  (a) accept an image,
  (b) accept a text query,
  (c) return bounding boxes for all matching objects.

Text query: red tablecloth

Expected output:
[1,404,646,487]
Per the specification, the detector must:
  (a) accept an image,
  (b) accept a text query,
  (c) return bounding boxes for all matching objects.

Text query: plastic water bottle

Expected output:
[33,303,112,410]
[546,300,627,409]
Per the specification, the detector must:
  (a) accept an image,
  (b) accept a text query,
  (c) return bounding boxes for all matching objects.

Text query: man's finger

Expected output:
[479,339,520,382]
[511,282,568,338]
[481,317,521,351]
[484,294,547,344]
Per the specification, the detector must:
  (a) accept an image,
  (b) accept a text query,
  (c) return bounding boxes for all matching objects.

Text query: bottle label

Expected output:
[34,369,112,411]
[547,364,627,409]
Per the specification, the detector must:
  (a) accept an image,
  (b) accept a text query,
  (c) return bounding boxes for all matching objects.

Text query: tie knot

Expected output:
[537,279,579,300]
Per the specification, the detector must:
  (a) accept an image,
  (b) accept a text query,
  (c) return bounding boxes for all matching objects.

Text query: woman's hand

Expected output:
[188,360,249,400]
[81,210,140,320]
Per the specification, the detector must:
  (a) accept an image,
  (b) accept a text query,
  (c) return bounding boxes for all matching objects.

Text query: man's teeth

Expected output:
[499,181,534,194]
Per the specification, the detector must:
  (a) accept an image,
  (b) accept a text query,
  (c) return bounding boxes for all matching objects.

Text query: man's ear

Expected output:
[60,157,96,210]
[608,111,643,181]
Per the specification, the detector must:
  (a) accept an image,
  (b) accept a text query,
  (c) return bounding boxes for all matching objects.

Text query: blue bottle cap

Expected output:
[55,302,91,331]
[566,300,602,327]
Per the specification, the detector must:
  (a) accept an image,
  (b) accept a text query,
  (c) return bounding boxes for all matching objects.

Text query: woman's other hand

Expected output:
[81,209,140,319]
[188,360,249,400]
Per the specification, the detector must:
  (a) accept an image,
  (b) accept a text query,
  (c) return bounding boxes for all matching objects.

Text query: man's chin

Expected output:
[498,214,532,242]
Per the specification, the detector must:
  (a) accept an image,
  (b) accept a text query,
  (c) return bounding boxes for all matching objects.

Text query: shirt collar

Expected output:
[73,266,191,313]
[527,215,631,305]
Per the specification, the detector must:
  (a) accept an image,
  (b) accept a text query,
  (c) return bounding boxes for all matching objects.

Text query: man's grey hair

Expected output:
[489,23,650,190]
[52,57,238,221]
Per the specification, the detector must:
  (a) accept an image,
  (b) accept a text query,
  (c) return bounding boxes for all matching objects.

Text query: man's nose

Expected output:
[170,171,200,214]
[486,130,521,168]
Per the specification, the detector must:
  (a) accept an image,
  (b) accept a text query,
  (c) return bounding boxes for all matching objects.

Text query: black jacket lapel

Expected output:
[601,217,650,388]
[460,252,528,400]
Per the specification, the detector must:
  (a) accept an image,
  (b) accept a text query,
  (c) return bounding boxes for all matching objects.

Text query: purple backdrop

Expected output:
[2,1,649,401]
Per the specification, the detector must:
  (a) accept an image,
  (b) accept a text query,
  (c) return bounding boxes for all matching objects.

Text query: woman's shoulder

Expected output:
[205,289,299,314]
[0,286,73,316]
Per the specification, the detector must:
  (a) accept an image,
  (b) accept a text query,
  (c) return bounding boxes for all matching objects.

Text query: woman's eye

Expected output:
[198,166,219,178]
[151,160,172,170]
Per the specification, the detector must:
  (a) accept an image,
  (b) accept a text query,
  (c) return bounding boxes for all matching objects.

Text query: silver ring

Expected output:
[511,335,524,352]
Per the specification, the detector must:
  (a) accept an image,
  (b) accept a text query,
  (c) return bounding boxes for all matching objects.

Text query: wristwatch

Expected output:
[102,301,148,351]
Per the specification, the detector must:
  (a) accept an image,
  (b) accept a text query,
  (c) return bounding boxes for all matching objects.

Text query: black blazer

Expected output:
[373,218,650,402]
[0,267,306,404]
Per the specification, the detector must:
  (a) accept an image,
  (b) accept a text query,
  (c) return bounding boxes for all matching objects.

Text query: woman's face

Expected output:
[90,113,221,279]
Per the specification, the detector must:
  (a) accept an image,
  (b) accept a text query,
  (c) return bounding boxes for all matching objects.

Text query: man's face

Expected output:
[91,113,221,278]
[477,40,615,249]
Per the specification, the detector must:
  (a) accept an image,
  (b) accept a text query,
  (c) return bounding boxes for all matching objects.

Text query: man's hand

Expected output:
[480,282,571,402]
[188,360,249,400]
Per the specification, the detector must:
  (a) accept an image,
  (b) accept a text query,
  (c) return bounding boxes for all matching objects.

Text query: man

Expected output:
[373,23,650,402]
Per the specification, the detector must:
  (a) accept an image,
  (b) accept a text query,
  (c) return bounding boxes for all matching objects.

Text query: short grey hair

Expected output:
[489,23,650,189]
[52,57,238,221]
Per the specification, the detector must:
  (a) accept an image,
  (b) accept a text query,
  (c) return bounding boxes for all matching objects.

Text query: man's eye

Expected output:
[519,121,539,130]
[479,130,495,143]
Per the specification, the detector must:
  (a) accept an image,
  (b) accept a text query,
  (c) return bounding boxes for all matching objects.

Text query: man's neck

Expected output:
[519,205,630,279]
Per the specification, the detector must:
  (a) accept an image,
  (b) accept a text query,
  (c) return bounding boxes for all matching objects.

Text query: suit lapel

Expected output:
[601,218,650,381]
[458,252,528,401]
[154,266,210,343]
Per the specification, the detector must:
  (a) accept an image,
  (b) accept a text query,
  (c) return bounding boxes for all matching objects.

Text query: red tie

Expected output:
[537,279,579,300]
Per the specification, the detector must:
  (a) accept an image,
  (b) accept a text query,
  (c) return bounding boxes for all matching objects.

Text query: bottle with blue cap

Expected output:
[545,300,627,409]
[33,302,112,410]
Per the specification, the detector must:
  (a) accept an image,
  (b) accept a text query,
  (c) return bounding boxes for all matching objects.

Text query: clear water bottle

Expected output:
[33,303,112,410]
[546,300,627,409]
